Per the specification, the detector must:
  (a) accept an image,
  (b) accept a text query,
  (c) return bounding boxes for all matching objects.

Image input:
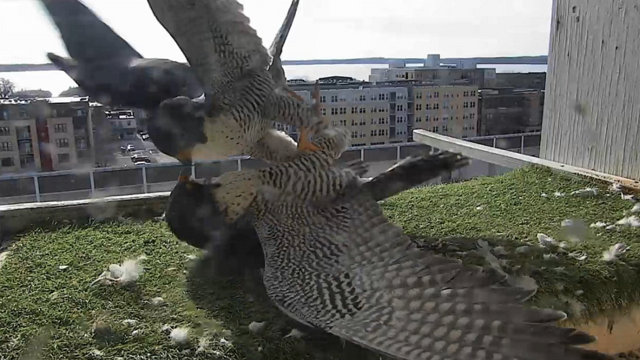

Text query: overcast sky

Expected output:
[1,0,553,64]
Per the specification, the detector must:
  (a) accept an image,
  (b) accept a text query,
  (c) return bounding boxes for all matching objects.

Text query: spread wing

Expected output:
[147,0,272,98]
[254,172,609,360]
[267,0,299,86]
[40,0,142,61]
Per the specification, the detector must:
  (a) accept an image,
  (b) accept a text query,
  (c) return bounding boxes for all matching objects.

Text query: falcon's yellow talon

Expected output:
[297,127,321,152]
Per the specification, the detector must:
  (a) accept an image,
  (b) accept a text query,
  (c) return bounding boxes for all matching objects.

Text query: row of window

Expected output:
[370,129,389,137]
[0,127,10,136]
[320,93,393,103]
[324,106,393,116]
[463,101,477,108]
[331,117,392,127]
[54,123,67,133]
[1,152,71,168]
[56,138,69,148]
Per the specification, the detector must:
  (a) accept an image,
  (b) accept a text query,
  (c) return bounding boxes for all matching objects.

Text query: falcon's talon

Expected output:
[297,127,322,152]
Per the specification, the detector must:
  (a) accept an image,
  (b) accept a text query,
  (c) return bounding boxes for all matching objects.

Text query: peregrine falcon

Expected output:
[202,152,610,360]
[146,0,328,164]
[42,0,311,163]
[166,152,468,276]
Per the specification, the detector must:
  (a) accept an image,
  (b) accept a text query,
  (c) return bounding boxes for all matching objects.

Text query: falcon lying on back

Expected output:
[202,149,610,360]
[146,0,327,163]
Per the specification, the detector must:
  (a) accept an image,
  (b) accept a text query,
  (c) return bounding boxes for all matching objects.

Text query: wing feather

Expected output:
[255,185,610,360]
[147,0,271,97]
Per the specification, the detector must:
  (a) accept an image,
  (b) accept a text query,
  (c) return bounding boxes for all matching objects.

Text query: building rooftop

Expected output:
[0,96,90,105]
[0,166,638,358]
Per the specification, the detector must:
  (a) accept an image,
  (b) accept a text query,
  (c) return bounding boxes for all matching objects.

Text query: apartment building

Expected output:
[291,80,409,146]
[0,97,97,174]
[370,66,496,89]
[105,109,137,140]
[287,77,479,146]
[478,88,544,136]
[412,85,479,139]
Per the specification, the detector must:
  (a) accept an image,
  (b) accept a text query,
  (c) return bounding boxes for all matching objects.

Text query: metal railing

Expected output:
[0,132,541,205]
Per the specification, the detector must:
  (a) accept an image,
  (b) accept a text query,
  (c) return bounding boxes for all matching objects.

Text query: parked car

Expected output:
[126,144,136,152]
[131,154,151,163]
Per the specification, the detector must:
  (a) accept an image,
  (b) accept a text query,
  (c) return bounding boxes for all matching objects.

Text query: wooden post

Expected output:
[541,0,640,180]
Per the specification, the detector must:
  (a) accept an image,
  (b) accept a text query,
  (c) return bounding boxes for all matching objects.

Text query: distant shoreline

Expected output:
[0,55,548,72]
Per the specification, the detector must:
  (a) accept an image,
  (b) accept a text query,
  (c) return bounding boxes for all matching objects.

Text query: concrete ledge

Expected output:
[0,192,170,237]
[413,130,640,191]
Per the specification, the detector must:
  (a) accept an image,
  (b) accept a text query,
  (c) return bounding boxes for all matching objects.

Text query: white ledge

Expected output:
[413,130,640,191]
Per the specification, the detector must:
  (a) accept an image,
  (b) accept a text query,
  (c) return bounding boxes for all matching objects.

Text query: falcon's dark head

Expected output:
[150,96,209,165]
[165,173,264,276]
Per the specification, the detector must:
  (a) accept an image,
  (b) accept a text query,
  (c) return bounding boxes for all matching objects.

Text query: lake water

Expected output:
[1,64,547,97]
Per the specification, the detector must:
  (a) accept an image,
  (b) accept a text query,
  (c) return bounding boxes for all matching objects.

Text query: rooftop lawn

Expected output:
[0,165,639,359]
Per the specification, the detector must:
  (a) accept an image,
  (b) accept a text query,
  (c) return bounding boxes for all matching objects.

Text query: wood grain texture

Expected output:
[541,0,640,180]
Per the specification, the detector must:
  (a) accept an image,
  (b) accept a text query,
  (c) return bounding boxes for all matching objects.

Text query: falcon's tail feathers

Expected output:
[365,151,470,202]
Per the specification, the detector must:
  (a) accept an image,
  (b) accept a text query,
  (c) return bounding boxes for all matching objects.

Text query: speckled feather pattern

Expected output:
[147,0,324,162]
[231,156,611,360]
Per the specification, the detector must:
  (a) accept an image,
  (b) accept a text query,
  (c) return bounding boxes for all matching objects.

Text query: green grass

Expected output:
[0,165,639,359]
[0,221,363,360]
[383,166,640,320]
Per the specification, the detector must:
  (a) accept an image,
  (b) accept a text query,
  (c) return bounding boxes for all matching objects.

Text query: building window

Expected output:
[339,107,347,115]
[426,115,431,122]
[1,142,12,151]
[425,104,432,110]
[470,101,477,108]
[321,108,326,116]
[320,96,326,103]
[432,126,439,133]
[0,127,10,136]
[76,138,87,150]
[351,107,358,114]
[434,103,440,110]
[56,138,69,148]
[434,92,440,98]
[330,95,338,103]
[58,153,70,163]
[54,123,67,133]
[359,108,366,114]
[340,120,347,126]
[416,104,422,111]
[359,95,366,102]
[416,91,423,99]
[1,157,14,167]
[330,108,338,115]
[415,117,422,123]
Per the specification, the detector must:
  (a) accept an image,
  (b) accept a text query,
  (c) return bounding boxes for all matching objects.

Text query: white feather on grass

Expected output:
[571,187,598,197]
[248,321,266,334]
[170,327,190,345]
[151,297,165,306]
[616,216,640,227]
[602,243,629,262]
[90,255,146,286]
[284,329,304,339]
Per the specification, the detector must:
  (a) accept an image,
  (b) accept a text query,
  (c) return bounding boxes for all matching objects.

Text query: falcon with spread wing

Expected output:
[203,151,610,360]
[146,0,328,164]
[42,0,313,163]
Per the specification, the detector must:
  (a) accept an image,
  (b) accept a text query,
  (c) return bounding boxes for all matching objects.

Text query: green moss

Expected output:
[0,165,638,358]
[383,165,640,320]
